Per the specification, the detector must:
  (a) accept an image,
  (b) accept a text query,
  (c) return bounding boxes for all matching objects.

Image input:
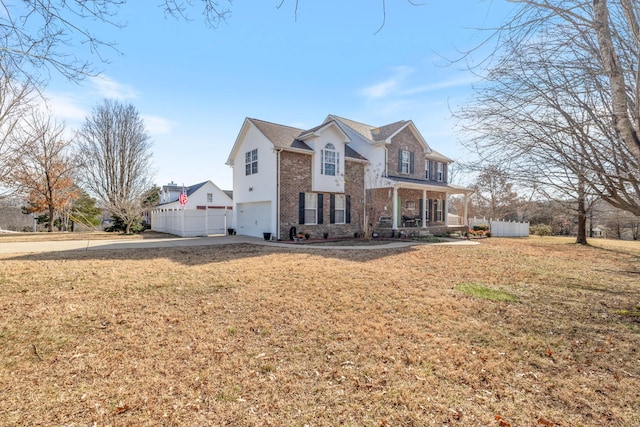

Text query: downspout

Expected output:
[363,165,367,237]
[384,147,388,177]
[276,147,282,240]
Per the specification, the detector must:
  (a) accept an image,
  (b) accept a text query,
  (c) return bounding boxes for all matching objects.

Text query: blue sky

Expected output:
[45,1,515,191]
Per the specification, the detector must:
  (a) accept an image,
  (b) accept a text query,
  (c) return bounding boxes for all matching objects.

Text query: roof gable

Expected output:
[298,120,350,143]
[226,118,309,165]
[249,118,306,149]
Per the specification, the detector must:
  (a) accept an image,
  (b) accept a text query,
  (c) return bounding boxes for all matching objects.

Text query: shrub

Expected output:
[105,215,145,234]
[473,224,489,231]
[530,223,552,236]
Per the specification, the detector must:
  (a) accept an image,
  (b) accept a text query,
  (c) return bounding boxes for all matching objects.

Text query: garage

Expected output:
[236,201,272,238]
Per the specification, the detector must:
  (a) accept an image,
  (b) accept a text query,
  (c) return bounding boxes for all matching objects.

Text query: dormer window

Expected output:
[321,143,339,176]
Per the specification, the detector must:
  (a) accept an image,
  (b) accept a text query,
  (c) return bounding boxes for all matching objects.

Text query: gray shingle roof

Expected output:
[328,115,376,140]
[248,118,306,149]
[249,117,366,160]
[371,120,408,142]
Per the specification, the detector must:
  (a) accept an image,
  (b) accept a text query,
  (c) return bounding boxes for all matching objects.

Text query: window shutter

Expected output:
[320,150,324,175]
[429,160,435,180]
[419,198,423,217]
[442,199,446,221]
[330,194,335,224]
[317,194,324,224]
[346,195,351,224]
[443,163,448,183]
[428,199,433,222]
[299,193,305,224]
[398,149,402,173]
[337,152,340,176]
[409,152,415,174]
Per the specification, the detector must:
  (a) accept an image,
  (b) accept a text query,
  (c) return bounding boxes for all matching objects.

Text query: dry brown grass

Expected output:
[1,236,639,426]
[0,230,174,243]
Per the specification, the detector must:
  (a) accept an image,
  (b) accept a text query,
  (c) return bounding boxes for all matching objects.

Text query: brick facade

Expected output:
[279,151,365,240]
[387,127,427,180]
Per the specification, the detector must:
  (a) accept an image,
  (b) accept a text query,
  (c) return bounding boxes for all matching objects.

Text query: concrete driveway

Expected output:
[0,234,478,255]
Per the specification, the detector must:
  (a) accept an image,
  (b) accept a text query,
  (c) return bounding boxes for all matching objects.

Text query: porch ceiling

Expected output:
[380,178,474,195]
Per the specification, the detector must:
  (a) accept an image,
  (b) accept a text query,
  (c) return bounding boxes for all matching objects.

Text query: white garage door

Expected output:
[236,202,271,238]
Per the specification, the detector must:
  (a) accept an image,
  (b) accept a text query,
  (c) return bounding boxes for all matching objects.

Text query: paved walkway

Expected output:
[0,234,478,255]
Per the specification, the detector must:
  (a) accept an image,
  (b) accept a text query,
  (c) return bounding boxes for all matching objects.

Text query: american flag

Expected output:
[179,185,188,207]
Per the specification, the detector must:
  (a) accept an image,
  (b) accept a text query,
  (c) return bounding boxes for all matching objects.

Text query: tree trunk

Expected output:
[593,0,640,161]
[576,178,588,245]
[576,204,588,245]
[47,206,54,232]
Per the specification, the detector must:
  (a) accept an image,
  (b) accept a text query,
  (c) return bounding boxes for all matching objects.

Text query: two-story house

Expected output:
[226,115,472,239]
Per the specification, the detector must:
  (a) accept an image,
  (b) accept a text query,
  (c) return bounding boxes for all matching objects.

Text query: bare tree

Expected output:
[11,113,79,232]
[0,60,38,199]
[492,0,640,161]
[77,99,153,234]
[457,0,640,244]
[0,1,232,81]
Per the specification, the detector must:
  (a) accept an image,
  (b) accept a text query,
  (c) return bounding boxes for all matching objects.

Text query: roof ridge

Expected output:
[248,117,305,132]
[329,114,376,129]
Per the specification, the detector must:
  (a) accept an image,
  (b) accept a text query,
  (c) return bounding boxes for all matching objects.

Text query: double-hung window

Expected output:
[321,143,338,176]
[425,161,430,180]
[206,193,213,203]
[334,194,345,224]
[400,150,410,174]
[436,162,444,182]
[305,193,318,224]
[245,149,258,176]
[435,199,443,222]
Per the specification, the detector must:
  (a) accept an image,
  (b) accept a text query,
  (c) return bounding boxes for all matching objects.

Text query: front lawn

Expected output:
[1,237,638,425]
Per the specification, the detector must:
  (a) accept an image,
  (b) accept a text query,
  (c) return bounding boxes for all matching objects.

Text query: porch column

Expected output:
[463,193,469,226]
[392,186,398,229]
[444,194,450,226]
[422,189,427,228]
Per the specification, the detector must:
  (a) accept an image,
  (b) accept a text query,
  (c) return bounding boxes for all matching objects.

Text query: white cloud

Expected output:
[360,66,414,99]
[90,75,139,100]
[142,114,176,135]
[401,75,479,96]
[42,92,88,124]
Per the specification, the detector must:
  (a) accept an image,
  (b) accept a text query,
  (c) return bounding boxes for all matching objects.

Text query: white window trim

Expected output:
[436,162,444,182]
[245,148,258,176]
[335,194,346,224]
[321,143,339,176]
[305,193,318,225]
[401,150,410,174]
[435,199,443,221]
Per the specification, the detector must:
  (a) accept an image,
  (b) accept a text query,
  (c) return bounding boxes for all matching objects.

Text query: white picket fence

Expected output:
[469,217,530,237]
[151,207,231,237]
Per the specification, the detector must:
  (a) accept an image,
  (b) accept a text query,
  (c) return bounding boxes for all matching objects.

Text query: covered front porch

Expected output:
[367,181,473,238]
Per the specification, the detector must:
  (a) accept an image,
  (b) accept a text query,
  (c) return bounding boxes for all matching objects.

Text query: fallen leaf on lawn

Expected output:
[495,415,512,427]
[115,404,130,415]
[537,417,553,426]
